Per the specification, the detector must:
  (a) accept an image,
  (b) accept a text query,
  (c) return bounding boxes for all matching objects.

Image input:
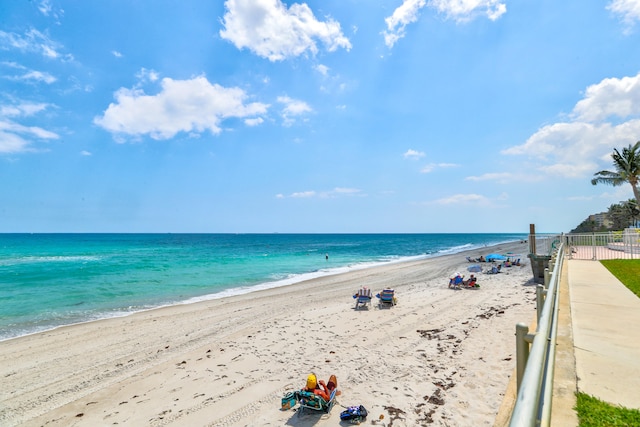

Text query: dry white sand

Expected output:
[0,241,536,427]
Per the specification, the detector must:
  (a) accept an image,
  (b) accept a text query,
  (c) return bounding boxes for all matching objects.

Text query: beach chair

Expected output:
[485,265,501,274]
[448,275,463,289]
[353,287,372,309]
[295,388,337,416]
[376,289,396,308]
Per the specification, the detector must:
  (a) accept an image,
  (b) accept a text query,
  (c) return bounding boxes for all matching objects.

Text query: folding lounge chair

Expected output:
[295,388,337,416]
[376,289,396,308]
[353,287,372,309]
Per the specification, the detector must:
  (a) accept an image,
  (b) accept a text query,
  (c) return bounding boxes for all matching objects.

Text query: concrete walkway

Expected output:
[563,260,640,412]
[498,259,640,426]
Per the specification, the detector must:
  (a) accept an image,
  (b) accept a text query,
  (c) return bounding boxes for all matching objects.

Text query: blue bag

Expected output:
[340,405,368,422]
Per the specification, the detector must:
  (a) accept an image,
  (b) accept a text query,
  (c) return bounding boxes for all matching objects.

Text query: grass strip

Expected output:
[600,259,640,298]
[575,392,640,427]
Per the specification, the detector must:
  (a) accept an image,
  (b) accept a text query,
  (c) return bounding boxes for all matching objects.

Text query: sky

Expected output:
[2,0,640,234]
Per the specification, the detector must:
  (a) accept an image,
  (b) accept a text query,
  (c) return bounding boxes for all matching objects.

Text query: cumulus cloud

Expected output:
[607,0,640,32]
[572,72,640,122]
[384,0,426,48]
[384,0,506,48]
[0,101,59,153]
[403,148,425,159]
[429,0,507,23]
[94,76,269,140]
[315,64,329,76]
[245,117,264,126]
[278,95,312,126]
[502,71,640,179]
[220,0,351,61]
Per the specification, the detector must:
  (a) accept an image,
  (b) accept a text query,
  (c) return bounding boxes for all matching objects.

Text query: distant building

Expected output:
[589,212,611,228]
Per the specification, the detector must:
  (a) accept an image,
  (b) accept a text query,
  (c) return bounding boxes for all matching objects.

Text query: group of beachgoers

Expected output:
[448,273,479,289]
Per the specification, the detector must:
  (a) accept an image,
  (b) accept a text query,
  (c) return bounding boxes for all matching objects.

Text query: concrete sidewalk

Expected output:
[498,259,640,426]
[553,259,640,424]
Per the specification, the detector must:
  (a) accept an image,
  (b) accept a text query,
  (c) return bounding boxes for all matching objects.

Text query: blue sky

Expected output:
[2,0,640,233]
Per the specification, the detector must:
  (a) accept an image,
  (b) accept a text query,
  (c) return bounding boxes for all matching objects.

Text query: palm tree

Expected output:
[592,141,640,206]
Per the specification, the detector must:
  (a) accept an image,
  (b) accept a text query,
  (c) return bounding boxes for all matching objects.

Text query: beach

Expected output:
[0,240,534,426]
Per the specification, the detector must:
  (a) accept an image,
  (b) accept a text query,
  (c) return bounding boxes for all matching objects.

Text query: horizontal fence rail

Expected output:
[509,243,564,427]
[530,229,640,260]
[510,227,640,425]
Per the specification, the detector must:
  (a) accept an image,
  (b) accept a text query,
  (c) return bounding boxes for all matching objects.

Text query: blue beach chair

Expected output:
[376,289,396,308]
[353,287,372,309]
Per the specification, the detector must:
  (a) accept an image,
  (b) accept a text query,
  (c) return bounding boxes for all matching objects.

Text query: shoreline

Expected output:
[0,240,534,426]
[1,238,525,343]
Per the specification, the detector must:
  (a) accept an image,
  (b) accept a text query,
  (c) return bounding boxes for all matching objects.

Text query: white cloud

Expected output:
[466,172,513,182]
[333,187,361,195]
[291,191,316,198]
[502,71,640,180]
[403,148,425,159]
[1,102,49,117]
[220,0,351,61]
[316,64,329,76]
[432,193,492,205]
[37,0,63,22]
[278,187,362,199]
[112,50,123,58]
[80,150,92,156]
[607,0,640,31]
[135,68,159,84]
[572,72,640,122]
[2,62,56,84]
[38,0,53,16]
[384,0,426,48]
[384,0,506,48]
[0,29,72,61]
[430,0,507,23]
[420,162,458,173]
[0,101,59,154]
[245,117,264,126]
[94,76,270,140]
[277,95,312,126]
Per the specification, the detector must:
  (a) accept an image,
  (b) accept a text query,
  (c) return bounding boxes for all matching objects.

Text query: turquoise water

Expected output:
[0,233,526,341]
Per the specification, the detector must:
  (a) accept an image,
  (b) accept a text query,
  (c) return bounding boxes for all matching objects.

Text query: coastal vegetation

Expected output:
[592,141,640,207]
[571,199,639,232]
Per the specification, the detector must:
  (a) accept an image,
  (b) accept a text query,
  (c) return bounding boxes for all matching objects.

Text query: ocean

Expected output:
[0,233,526,341]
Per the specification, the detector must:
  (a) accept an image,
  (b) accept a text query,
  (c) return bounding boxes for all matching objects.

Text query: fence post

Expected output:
[543,267,550,288]
[592,233,597,260]
[536,285,547,324]
[516,323,532,391]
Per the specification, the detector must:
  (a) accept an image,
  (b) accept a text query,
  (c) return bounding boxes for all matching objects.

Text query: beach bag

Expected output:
[340,405,368,423]
[281,391,297,410]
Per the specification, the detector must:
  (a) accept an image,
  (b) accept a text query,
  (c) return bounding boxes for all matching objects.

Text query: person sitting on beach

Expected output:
[463,274,477,287]
[353,286,372,299]
[478,255,486,262]
[303,373,335,401]
[449,274,463,289]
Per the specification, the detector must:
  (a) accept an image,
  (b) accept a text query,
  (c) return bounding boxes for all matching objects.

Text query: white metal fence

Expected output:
[530,229,640,260]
